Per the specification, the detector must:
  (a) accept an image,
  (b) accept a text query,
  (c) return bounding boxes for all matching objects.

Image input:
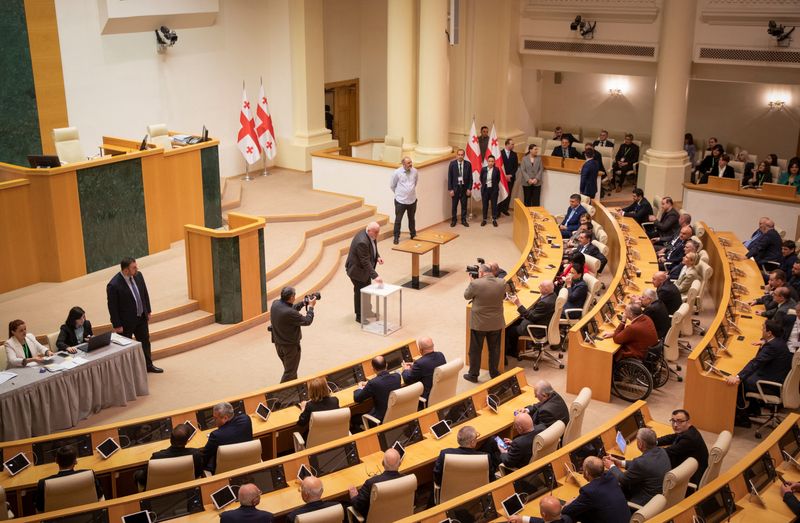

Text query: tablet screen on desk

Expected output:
[182,421,197,441]
[431,420,451,439]
[392,441,406,462]
[96,438,120,459]
[121,510,152,523]
[487,377,521,406]
[33,434,93,465]
[3,452,31,476]
[140,487,204,522]
[486,395,498,413]
[210,485,237,510]
[501,493,524,517]
[231,465,287,493]
[255,403,271,422]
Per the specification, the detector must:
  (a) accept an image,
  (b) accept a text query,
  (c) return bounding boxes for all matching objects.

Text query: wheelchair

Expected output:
[612,342,669,402]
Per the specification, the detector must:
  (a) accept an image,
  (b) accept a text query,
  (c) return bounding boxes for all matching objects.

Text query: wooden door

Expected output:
[325,79,359,156]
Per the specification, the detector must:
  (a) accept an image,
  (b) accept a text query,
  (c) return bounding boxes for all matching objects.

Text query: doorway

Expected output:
[324,79,359,156]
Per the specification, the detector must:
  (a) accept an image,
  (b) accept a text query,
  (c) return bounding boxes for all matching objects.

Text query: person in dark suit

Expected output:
[658,226,692,271]
[789,261,800,298]
[35,446,103,513]
[478,125,490,158]
[781,241,798,276]
[553,127,577,145]
[506,280,557,357]
[106,257,162,373]
[726,320,794,427]
[55,306,93,353]
[781,482,800,516]
[561,456,630,523]
[604,304,659,362]
[559,194,587,239]
[524,380,569,431]
[746,218,782,267]
[657,409,709,488]
[498,139,519,216]
[464,265,506,382]
[592,130,614,149]
[401,336,446,401]
[220,483,273,523]
[579,151,599,199]
[484,411,538,470]
[354,355,402,425]
[611,133,640,191]
[743,160,773,188]
[640,289,671,339]
[269,286,316,383]
[509,495,571,523]
[562,264,588,320]
[605,428,671,507]
[618,188,653,225]
[749,270,798,315]
[647,196,680,240]
[285,476,339,523]
[699,153,735,184]
[768,288,796,339]
[480,155,501,227]
[653,271,682,315]
[575,232,607,273]
[582,143,607,179]
[432,425,493,485]
[551,137,579,159]
[348,449,405,518]
[447,149,472,227]
[297,377,340,439]
[134,423,204,489]
[345,222,384,323]
[202,402,254,474]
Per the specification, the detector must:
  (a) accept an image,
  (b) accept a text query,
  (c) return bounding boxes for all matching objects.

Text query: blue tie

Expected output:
[129,276,144,316]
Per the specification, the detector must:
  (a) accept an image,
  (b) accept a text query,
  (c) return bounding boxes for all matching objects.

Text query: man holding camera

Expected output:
[463,264,506,382]
[269,286,316,383]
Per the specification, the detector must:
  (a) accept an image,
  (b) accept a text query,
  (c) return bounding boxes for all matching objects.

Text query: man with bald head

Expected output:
[484,411,539,470]
[524,380,569,431]
[605,427,671,507]
[506,280,557,358]
[640,288,670,339]
[401,337,446,402]
[667,239,700,281]
[746,217,782,267]
[561,456,630,522]
[345,221,384,323]
[743,216,770,248]
[509,495,571,523]
[220,483,273,523]
[286,476,338,523]
[348,449,406,518]
[354,355,402,426]
[653,271,681,315]
[658,226,693,270]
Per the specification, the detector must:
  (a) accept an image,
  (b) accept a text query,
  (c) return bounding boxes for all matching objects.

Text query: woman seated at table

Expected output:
[296,376,340,439]
[675,252,700,300]
[562,264,589,320]
[777,157,800,195]
[742,160,773,188]
[4,319,53,368]
[56,306,93,353]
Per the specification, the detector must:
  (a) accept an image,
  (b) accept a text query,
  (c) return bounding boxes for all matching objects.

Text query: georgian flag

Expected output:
[486,124,509,204]
[466,118,483,201]
[237,85,261,165]
[255,81,277,160]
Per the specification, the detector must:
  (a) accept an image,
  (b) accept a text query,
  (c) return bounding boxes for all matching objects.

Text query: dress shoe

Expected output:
[393,238,399,245]
[147,365,164,373]
[501,210,510,216]
[462,373,479,383]
[492,220,498,227]
[450,220,456,227]
[461,221,470,227]
[481,220,487,227]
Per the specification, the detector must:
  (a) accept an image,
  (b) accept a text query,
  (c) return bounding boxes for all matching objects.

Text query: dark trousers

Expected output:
[468,329,501,378]
[481,186,499,220]
[122,315,152,366]
[498,176,515,213]
[736,377,779,417]
[351,278,371,321]
[276,343,301,382]
[451,186,469,222]
[393,199,417,240]
[522,184,541,207]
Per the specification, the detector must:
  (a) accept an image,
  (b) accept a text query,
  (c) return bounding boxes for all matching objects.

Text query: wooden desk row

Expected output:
[14,369,535,523]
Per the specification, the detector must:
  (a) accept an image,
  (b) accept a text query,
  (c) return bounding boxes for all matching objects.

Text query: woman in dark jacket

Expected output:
[56,306,93,352]
[296,376,340,439]
[743,160,773,188]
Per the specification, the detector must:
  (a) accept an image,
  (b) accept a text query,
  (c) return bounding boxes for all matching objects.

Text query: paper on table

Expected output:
[60,360,79,370]
[72,357,89,365]
[111,333,133,346]
[0,371,17,385]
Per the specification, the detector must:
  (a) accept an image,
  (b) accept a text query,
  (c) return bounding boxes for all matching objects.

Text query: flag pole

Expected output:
[261,158,270,176]
[243,160,253,181]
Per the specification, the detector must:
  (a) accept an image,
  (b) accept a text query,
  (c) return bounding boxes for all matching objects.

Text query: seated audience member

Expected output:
[668,239,700,281]
[653,271,682,315]
[767,287,797,339]
[297,377,340,439]
[777,157,800,195]
[593,130,614,149]
[618,188,653,224]
[789,261,800,297]
[675,252,701,299]
[657,409,709,488]
[433,425,493,486]
[509,495,570,523]
[348,449,405,518]
[603,304,659,362]
[647,196,680,239]
[746,218,782,267]
[524,380,569,431]
[750,270,797,314]
[781,241,798,276]
[401,336,446,402]
[611,134,640,192]
[506,281,557,357]
[684,133,697,169]
[354,356,402,426]
[220,483,273,523]
[551,137,579,159]
[556,252,591,289]
[726,320,793,427]
[286,476,339,523]
[485,411,538,470]
[694,144,723,183]
[490,261,508,279]
[574,231,607,273]
[706,137,720,152]
[135,423,204,489]
[562,264,588,320]
[736,150,755,180]
[743,217,769,248]
[700,153,735,184]
[4,319,52,368]
[658,226,692,270]
[202,402,254,473]
[561,456,630,523]
[652,211,691,248]
[35,446,103,513]
[559,194,587,239]
[552,126,577,145]
[744,161,774,190]
[767,153,779,167]
[605,428,671,507]
[56,306,92,353]
[565,214,592,252]
[781,482,800,516]
[639,289,670,339]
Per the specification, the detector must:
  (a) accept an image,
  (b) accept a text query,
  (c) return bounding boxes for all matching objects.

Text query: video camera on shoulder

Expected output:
[466,257,486,279]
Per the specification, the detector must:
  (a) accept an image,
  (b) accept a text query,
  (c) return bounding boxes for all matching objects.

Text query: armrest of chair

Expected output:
[555,214,565,223]
[497,463,517,478]
[628,501,643,511]
[346,505,365,523]
[433,482,441,505]
[755,380,783,401]
[688,481,698,491]
[292,432,306,452]
[561,309,583,325]
[361,413,381,432]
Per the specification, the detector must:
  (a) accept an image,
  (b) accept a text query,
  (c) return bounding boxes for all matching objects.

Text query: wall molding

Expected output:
[700,0,800,26]
[521,0,660,24]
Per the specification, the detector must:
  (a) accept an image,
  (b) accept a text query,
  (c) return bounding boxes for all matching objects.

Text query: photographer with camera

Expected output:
[463,264,506,383]
[269,287,318,382]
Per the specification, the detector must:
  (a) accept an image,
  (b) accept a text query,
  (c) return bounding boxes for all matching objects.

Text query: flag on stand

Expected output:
[255,80,277,160]
[486,124,509,204]
[466,118,483,201]
[237,84,261,165]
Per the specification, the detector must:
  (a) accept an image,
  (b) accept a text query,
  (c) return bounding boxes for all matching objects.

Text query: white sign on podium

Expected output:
[360,283,402,336]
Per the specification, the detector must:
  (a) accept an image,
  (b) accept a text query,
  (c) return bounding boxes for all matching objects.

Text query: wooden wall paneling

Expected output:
[161,149,204,240]
[184,230,215,314]
[0,180,40,292]
[238,229,263,321]
[141,153,171,253]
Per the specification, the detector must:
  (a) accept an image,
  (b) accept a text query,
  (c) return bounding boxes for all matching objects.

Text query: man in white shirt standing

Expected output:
[390,156,418,245]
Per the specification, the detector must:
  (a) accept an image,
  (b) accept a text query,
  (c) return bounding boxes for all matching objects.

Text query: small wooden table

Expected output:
[413,230,459,277]
[392,239,437,289]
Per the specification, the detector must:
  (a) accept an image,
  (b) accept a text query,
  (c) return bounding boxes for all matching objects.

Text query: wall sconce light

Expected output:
[605,77,629,97]
[608,88,623,96]
[768,100,786,110]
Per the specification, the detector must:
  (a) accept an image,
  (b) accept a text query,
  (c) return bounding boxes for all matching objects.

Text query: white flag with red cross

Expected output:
[466,118,483,201]
[486,124,509,203]
[255,80,277,160]
[237,84,261,165]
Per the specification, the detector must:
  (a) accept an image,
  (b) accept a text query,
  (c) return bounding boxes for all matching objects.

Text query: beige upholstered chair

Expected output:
[680,280,701,337]
[381,136,403,164]
[690,430,731,490]
[630,494,667,523]
[362,382,423,430]
[662,457,698,508]
[146,455,195,490]
[214,440,262,474]
[595,228,608,245]
[435,453,490,504]
[519,288,567,371]
[544,139,561,155]
[46,332,59,352]
[0,486,13,520]
[0,347,6,372]
[52,127,86,164]
[563,387,592,445]
[592,240,609,257]
[295,503,345,523]
[527,136,543,150]
[43,470,100,512]
[293,408,351,451]
[346,473,417,523]
[595,145,613,158]
[663,304,690,381]
[421,358,463,407]
[745,351,800,438]
[147,124,172,150]
[583,255,601,274]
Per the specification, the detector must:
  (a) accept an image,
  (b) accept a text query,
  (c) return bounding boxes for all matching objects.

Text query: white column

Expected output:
[639,0,697,199]
[415,0,450,156]
[386,0,416,150]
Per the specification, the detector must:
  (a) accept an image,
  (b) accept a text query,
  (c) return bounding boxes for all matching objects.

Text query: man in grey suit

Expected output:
[345,222,384,323]
[524,380,569,432]
[604,427,671,507]
[463,264,506,382]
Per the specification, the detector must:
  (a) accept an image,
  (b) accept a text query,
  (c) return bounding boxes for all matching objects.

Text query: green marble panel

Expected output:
[0,0,42,165]
[201,146,222,228]
[76,159,149,273]
[258,228,267,313]
[211,236,242,324]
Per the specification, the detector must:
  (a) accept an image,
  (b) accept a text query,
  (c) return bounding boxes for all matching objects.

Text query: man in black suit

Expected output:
[269,286,316,383]
[432,425,493,486]
[498,139,519,216]
[746,218,783,267]
[647,197,681,241]
[524,380,569,431]
[552,126,577,145]
[354,355,402,426]
[345,222,384,323]
[562,264,589,320]
[36,446,104,512]
[770,288,797,339]
[575,232,607,273]
[605,427,671,507]
[134,423,204,490]
[749,270,798,315]
[551,137,579,159]
[202,402,254,474]
[480,155,501,227]
[348,449,405,518]
[106,257,162,373]
[509,495,571,523]
[592,130,614,149]
[401,336,446,402]
[618,188,653,225]
[657,409,709,488]
[658,226,692,271]
[286,476,339,523]
[561,456,630,523]
[726,320,793,427]
[640,289,670,339]
[582,143,606,178]
[653,271,682,315]
[478,125,490,158]
[611,133,640,191]
[506,280,556,357]
[485,411,538,470]
[447,149,472,227]
[220,484,273,523]
[699,153,735,184]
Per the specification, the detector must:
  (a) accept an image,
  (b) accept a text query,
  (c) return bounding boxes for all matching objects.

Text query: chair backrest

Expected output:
[681,280,702,336]
[729,160,744,175]
[697,430,732,489]
[545,139,562,155]
[591,240,609,256]
[631,494,667,523]
[581,203,596,217]
[584,273,603,301]
[147,124,172,149]
[52,127,85,164]
[583,255,600,274]
[770,165,781,177]
[548,289,568,345]
[532,420,565,462]
[595,228,608,245]
[0,485,11,520]
[652,195,662,217]
[662,457,698,508]
[563,387,592,445]
[440,454,490,503]
[366,474,417,523]
[382,136,403,164]
[306,408,351,449]
[146,455,195,490]
[698,249,709,265]
[44,470,99,512]
[527,136,543,150]
[596,145,613,158]
[781,351,800,409]
[664,304,689,363]
[47,331,59,351]
[295,503,345,523]
[427,358,463,407]
[215,440,262,474]
[0,345,6,371]
[778,158,788,170]
[383,382,424,424]
[601,156,612,173]
[695,261,713,310]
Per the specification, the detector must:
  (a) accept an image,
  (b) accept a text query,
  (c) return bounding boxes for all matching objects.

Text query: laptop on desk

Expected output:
[76,331,113,353]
